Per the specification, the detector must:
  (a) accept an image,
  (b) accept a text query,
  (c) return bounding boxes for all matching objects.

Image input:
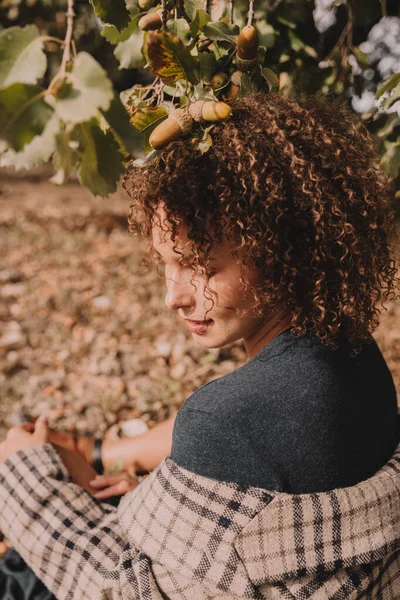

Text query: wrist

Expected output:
[101,438,142,473]
[74,435,95,465]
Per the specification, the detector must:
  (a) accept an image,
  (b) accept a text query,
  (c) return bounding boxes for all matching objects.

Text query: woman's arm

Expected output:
[101,414,176,472]
[45,414,176,473]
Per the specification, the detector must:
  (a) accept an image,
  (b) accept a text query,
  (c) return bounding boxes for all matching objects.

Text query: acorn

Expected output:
[149,107,193,149]
[138,9,163,31]
[138,0,158,9]
[149,101,232,149]
[224,83,240,102]
[236,25,259,73]
[222,71,243,102]
[191,100,232,122]
[237,25,259,60]
[209,72,229,90]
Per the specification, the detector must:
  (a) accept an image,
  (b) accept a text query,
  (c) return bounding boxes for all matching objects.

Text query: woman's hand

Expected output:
[89,472,141,500]
[0,416,49,464]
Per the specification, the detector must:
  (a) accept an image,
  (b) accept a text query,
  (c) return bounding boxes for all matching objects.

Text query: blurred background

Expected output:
[0,0,400,444]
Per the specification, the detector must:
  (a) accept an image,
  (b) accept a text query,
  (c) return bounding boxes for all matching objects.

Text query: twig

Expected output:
[141,77,161,102]
[47,0,75,93]
[161,0,168,30]
[322,20,352,64]
[247,0,254,27]
[267,0,284,13]
[59,0,75,78]
[71,38,77,58]
[229,0,234,25]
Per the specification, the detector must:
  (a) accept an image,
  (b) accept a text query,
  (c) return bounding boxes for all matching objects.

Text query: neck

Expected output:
[244,309,293,359]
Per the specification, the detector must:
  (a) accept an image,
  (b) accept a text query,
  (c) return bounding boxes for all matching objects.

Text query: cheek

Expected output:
[207,273,248,308]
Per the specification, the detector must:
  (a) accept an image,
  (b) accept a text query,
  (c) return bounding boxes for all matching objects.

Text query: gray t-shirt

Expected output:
[171,328,400,493]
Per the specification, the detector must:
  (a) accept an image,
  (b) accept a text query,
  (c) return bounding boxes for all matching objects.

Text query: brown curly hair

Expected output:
[123,91,400,356]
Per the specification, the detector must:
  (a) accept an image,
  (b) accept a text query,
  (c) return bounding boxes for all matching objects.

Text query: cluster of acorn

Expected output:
[136,1,260,150]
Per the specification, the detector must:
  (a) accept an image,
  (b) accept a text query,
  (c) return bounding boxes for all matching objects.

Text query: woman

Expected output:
[0,91,400,599]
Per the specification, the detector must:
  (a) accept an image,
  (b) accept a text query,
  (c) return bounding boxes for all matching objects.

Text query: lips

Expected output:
[184,319,213,333]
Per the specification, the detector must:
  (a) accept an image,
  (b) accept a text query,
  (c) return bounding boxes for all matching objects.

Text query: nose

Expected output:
[164,272,195,312]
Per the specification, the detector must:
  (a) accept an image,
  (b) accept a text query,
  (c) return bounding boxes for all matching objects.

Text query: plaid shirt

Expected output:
[0,439,400,600]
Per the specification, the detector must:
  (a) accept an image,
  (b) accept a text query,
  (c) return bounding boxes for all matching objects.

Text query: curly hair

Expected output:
[123,91,400,356]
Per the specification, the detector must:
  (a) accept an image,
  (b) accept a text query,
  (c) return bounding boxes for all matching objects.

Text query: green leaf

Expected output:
[376,114,400,138]
[0,111,59,169]
[51,130,81,185]
[381,137,400,178]
[114,28,145,69]
[163,83,186,97]
[239,72,259,95]
[198,52,217,83]
[101,13,140,44]
[52,52,114,124]
[0,83,52,151]
[202,21,239,42]
[102,93,144,156]
[257,46,267,65]
[189,9,211,38]
[261,67,279,92]
[130,106,169,152]
[276,16,296,29]
[376,73,400,99]
[348,0,381,27]
[256,20,276,50]
[380,84,400,111]
[184,0,206,21]
[193,125,214,155]
[77,120,126,197]
[147,30,200,85]
[352,46,369,69]
[212,42,230,60]
[167,18,191,44]
[89,0,130,31]
[288,29,304,53]
[0,25,47,88]
[193,82,217,100]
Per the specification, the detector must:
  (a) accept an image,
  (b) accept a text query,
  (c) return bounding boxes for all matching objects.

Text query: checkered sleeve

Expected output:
[0,443,137,600]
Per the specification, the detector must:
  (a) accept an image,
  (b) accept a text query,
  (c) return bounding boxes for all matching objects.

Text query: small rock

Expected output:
[0,330,26,350]
[6,350,19,364]
[93,295,112,310]
[9,303,22,317]
[0,269,22,284]
[154,341,172,358]
[170,362,187,380]
[1,283,26,298]
[119,418,149,438]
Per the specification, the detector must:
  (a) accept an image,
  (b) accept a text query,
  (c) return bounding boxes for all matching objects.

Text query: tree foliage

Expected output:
[0,0,399,200]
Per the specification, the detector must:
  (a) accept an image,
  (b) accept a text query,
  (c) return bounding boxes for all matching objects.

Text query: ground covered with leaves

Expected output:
[0,173,248,440]
[1,173,400,443]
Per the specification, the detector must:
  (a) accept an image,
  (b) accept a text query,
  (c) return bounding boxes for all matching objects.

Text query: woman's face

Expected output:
[151,207,291,355]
